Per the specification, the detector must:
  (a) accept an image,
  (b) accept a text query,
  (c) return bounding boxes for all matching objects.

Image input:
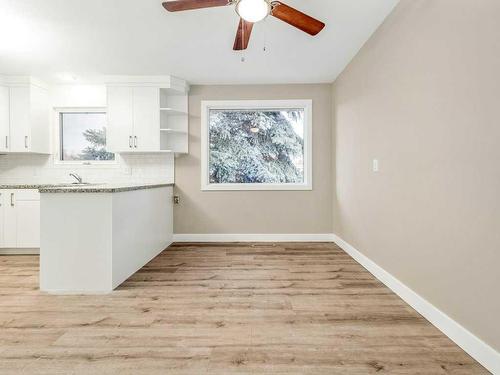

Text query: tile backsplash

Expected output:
[0,153,174,184]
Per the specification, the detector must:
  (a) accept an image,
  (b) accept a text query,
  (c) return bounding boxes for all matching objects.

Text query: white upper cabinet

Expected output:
[106,77,188,154]
[107,86,134,152]
[0,86,9,153]
[107,86,159,152]
[27,84,50,154]
[9,86,31,152]
[132,87,160,152]
[0,79,50,154]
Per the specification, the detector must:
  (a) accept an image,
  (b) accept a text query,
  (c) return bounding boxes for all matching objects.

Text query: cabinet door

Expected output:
[132,87,160,151]
[0,86,9,152]
[9,87,31,152]
[107,86,134,152]
[3,191,17,248]
[0,192,4,247]
[16,200,40,248]
[28,85,50,154]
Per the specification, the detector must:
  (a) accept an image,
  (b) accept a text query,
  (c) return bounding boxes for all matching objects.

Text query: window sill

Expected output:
[201,183,312,191]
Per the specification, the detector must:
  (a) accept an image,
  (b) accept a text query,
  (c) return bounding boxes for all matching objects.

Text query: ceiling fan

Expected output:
[162,0,325,51]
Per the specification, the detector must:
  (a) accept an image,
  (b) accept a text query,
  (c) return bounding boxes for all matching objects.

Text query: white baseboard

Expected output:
[331,234,499,375]
[172,233,335,243]
[0,248,40,255]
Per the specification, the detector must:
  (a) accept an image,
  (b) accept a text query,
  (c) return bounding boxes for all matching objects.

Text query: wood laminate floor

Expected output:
[0,242,488,374]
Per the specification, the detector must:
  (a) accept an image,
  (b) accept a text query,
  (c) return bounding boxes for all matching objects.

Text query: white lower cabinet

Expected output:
[0,191,4,246]
[3,191,17,248]
[0,189,40,249]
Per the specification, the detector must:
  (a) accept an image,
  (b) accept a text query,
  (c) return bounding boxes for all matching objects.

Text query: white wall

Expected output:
[0,84,174,184]
[174,84,333,235]
[333,0,500,354]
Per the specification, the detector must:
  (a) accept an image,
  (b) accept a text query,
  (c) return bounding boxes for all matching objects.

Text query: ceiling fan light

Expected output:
[236,0,270,23]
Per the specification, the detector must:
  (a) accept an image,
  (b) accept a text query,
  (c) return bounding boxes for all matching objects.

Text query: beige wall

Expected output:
[174,84,333,234]
[333,0,500,352]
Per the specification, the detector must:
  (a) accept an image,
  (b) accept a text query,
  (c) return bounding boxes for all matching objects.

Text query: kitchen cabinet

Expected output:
[0,86,9,153]
[0,192,4,246]
[107,86,159,152]
[132,87,160,151]
[9,86,32,152]
[0,189,40,250]
[0,81,50,154]
[106,78,188,153]
[107,86,134,152]
[3,191,17,248]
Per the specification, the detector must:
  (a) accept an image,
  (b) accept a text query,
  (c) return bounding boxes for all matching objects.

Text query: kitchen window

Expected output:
[56,109,115,163]
[201,100,312,191]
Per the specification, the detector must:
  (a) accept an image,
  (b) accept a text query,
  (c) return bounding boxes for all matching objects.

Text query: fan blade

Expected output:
[162,0,230,12]
[270,1,325,36]
[233,18,254,51]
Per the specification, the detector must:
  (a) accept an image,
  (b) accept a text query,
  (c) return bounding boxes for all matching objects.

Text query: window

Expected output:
[201,100,312,190]
[58,110,114,162]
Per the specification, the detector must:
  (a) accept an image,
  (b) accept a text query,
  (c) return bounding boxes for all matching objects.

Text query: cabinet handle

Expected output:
[134,136,138,148]
[10,193,14,207]
[129,136,133,148]
[24,136,28,149]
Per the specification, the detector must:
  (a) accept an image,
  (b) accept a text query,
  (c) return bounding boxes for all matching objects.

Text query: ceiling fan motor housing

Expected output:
[235,0,271,23]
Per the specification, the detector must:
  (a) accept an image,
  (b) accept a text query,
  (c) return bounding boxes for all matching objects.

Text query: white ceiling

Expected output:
[0,0,399,84]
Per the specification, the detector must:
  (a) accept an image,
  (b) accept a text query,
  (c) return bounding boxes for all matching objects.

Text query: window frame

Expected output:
[53,107,117,166]
[201,99,313,191]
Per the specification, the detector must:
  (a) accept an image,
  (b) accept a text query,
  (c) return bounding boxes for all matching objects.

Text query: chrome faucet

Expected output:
[69,173,83,184]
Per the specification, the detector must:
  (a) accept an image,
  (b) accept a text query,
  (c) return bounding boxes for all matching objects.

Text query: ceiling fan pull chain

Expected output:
[263,18,268,52]
[241,21,246,62]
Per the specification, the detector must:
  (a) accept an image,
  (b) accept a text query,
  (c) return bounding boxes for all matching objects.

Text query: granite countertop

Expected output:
[0,183,174,193]
[0,184,69,190]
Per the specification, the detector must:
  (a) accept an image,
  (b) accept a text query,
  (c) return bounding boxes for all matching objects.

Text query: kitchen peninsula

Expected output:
[39,183,173,293]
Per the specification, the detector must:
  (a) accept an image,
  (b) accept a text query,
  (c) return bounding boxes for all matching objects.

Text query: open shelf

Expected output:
[160,130,187,153]
[159,87,188,153]
[159,87,187,96]
[160,108,188,116]
[160,128,186,133]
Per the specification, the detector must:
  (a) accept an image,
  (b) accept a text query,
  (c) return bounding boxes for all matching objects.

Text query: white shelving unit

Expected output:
[159,87,188,153]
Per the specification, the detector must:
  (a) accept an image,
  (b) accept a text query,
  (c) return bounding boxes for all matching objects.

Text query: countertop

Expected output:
[0,183,174,193]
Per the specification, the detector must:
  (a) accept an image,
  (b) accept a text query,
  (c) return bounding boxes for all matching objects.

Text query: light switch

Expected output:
[372,159,379,172]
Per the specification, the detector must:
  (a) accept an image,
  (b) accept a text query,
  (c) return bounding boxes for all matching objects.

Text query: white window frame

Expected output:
[201,99,313,191]
[53,107,117,166]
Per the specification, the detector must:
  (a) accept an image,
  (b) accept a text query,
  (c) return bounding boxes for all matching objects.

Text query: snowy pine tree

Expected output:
[79,128,114,161]
[209,110,304,184]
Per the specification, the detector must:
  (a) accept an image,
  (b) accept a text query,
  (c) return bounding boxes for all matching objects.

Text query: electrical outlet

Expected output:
[372,159,379,172]
[173,195,180,204]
